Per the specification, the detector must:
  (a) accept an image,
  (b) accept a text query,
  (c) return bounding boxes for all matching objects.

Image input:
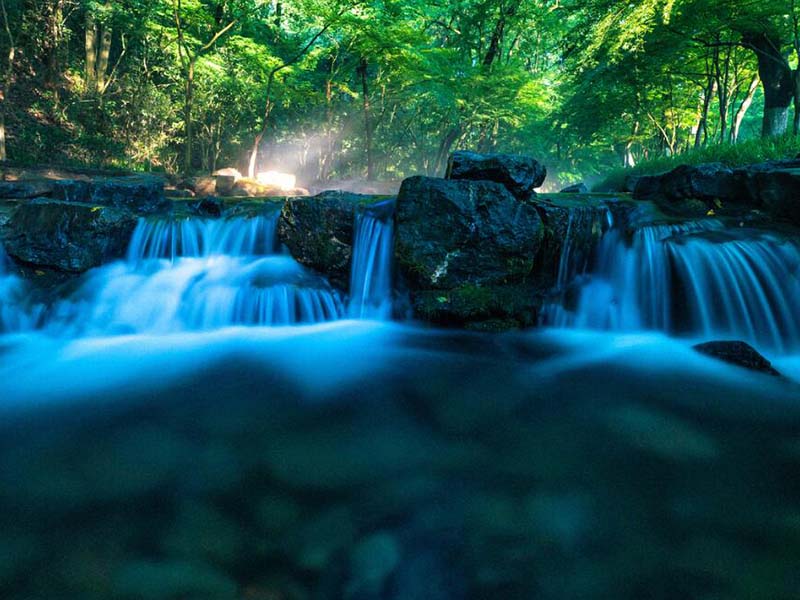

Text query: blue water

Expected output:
[2,207,800,599]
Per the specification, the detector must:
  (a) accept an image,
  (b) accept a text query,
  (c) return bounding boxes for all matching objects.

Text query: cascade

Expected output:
[127,214,279,260]
[348,202,394,319]
[546,218,800,351]
[49,214,345,335]
[0,243,43,333]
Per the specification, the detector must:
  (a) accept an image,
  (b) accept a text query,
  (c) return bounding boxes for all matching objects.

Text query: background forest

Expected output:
[1,0,799,188]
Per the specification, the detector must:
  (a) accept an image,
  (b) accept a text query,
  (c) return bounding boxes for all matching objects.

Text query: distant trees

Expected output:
[0,0,799,179]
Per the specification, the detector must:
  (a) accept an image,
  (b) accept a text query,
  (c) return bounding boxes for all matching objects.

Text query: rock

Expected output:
[215,175,237,195]
[446,151,546,199]
[113,560,238,599]
[736,164,800,226]
[288,505,357,571]
[186,176,217,197]
[395,176,543,329]
[561,182,588,194]
[0,179,54,199]
[693,340,781,376]
[164,187,195,198]
[52,175,168,214]
[278,191,364,289]
[161,501,244,565]
[396,176,543,289]
[0,200,137,272]
[633,163,738,216]
[532,196,610,288]
[191,197,223,217]
[212,167,242,179]
[346,533,401,598]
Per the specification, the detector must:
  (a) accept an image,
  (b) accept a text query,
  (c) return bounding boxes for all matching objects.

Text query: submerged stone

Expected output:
[693,340,781,376]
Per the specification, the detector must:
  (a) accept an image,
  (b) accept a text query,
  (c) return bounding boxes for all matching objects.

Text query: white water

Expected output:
[545,219,800,352]
[348,210,394,319]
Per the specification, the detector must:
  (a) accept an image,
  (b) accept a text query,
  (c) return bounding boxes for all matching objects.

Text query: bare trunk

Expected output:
[731,75,759,143]
[183,60,195,173]
[0,0,14,161]
[794,69,800,135]
[358,58,374,181]
[434,124,461,176]
[85,12,97,93]
[95,25,112,94]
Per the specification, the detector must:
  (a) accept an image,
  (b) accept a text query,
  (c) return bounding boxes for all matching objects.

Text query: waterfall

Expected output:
[348,202,394,319]
[0,244,43,333]
[127,215,279,260]
[49,215,345,335]
[546,218,800,352]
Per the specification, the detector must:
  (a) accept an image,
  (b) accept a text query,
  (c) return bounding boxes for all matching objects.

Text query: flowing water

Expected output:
[2,204,800,599]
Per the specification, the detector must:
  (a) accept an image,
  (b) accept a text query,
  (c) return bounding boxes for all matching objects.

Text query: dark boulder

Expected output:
[52,175,168,214]
[633,163,738,217]
[395,176,544,329]
[0,200,137,273]
[532,196,611,288]
[561,182,588,194]
[278,191,369,289]
[191,197,224,218]
[734,164,800,226]
[693,340,781,376]
[0,180,55,199]
[446,151,546,200]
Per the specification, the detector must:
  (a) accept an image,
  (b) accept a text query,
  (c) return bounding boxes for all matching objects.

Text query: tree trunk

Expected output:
[433,124,461,176]
[744,32,794,137]
[95,24,112,94]
[0,0,14,161]
[358,58,374,181]
[794,69,800,135]
[85,12,97,93]
[731,74,759,142]
[183,60,195,173]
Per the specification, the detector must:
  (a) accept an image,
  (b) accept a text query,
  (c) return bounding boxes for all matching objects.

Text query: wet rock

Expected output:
[532,196,611,288]
[215,175,237,195]
[288,505,357,571]
[0,200,137,273]
[411,284,539,329]
[346,532,401,598]
[606,404,719,461]
[52,175,168,214]
[693,340,781,376]
[396,176,543,289]
[633,163,737,216]
[191,196,223,217]
[738,164,800,227]
[278,191,365,289]
[561,182,588,194]
[395,175,543,329]
[162,501,244,565]
[113,559,238,599]
[446,151,546,200]
[0,179,54,199]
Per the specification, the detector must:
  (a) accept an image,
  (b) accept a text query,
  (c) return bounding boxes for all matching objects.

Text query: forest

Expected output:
[1,0,799,188]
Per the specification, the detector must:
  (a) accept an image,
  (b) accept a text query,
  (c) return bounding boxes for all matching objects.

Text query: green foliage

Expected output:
[597,135,800,191]
[1,0,799,182]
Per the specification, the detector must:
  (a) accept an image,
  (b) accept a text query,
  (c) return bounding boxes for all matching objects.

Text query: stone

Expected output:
[161,501,244,565]
[633,163,738,216]
[52,175,168,214]
[395,175,544,329]
[0,200,137,273]
[278,191,364,289]
[693,340,781,376]
[191,197,223,217]
[288,506,357,571]
[0,179,55,199]
[396,176,543,289]
[212,167,242,179]
[215,175,237,195]
[346,532,401,597]
[446,150,546,199]
[561,182,589,194]
[113,560,238,599]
